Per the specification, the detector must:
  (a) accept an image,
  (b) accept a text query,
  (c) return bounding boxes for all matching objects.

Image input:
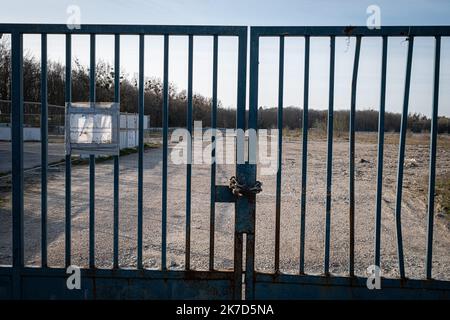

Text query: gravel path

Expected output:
[0,132,449,281]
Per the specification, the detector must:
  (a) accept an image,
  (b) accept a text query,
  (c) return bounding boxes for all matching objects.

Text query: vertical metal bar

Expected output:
[209,35,218,271]
[349,36,361,277]
[113,34,120,269]
[185,35,193,270]
[238,29,249,300]
[247,32,258,132]
[324,36,335,276]
[11,32,24,269]
[137,34,144,269]
[245,231,256,300]
[40,33,48,268]
[233,232,244,299]
[11,31,23,300]
[274,35,284,273]
[299,35,310,275]
[65,33,72,268]
[374,36,388,268]
[426,36,441,280]
[89,33,96,269]
[162,34,169,271]
[395,36,414,279]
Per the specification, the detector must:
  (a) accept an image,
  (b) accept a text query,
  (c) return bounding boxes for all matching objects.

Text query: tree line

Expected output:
[0,38,449,133]
[259,107,450,133]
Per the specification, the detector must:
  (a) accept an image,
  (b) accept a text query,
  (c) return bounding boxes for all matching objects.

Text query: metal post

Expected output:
[11,31,24,299]
[426,36,441,280]
[89,33,96,269]
[209,35,218,271]
[161,34,169,271]
[185,34,193,270]
[137,34,144,269]
[374,36,388,268]
[394,36,414,279]
[274,35,284,273]
[113,34,120,269]
[65,33,72,268]
[349,36,361,277]
[324,36,335,275]
[41,33,48,268]
[300,35,310,275]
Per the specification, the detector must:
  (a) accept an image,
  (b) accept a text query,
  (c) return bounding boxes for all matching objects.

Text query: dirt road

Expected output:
[0,132,449,280]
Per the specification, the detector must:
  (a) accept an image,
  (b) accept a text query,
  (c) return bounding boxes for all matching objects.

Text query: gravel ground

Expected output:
[0,132,449,281]
[0,142,65,173]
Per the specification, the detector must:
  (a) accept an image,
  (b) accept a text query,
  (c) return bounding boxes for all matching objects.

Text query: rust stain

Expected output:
[344,26,356,36]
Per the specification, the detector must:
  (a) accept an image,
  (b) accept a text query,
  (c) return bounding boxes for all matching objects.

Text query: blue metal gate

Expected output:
[0,24,247,299]
[246,26,450,300]
[0,24,450,300]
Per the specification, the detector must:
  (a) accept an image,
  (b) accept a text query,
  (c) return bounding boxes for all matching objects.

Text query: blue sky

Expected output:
[1,0,450,116]
[2,0,450,26]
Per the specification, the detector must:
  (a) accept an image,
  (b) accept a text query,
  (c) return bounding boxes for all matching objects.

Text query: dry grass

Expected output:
[282,128,450,148]
[282,129,450,220]
[356,131,450,148]
[436,172,450,217]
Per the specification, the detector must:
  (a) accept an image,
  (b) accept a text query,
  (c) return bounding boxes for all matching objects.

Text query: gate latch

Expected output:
[229,176,262,197]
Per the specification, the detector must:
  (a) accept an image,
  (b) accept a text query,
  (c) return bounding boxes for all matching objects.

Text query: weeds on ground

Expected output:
[72,142,161,165]
[436,173,450,217]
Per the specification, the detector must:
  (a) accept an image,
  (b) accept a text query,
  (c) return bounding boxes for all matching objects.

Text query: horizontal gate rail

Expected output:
[0,267,235,299]
[251,26,450,37]
[248,25,450,299]
[0,24,246,35]
[254,273,450,300]
[0,23,247,300]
